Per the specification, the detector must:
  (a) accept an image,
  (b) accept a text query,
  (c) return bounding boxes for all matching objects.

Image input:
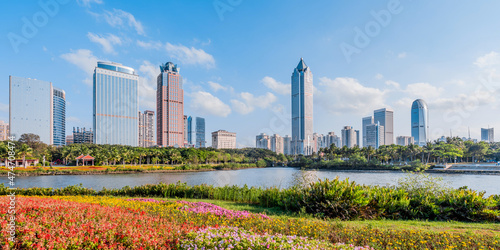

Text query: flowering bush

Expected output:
[0,197,194,249]
[178,227,368,250]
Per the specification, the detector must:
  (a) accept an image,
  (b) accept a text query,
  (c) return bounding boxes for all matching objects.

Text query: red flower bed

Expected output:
[0,197,195,249]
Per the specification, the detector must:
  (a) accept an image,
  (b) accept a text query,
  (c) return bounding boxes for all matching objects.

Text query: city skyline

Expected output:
[2,1,500,147]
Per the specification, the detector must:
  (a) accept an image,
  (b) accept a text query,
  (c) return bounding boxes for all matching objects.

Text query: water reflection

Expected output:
[5,168,500,195]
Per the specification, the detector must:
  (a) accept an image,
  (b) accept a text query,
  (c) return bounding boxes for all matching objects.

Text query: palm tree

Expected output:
[17,144,33,167]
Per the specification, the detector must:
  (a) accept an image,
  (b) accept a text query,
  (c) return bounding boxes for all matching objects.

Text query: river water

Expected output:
[5,167,500,196]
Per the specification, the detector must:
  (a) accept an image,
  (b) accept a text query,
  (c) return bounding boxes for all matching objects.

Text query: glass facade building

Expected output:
[186,116,193,145]
[362,116,373,147]
[291,58,314,155]
[93,62,139,146]
[9,76,65,145]
[481,128,494,143]
[195,117,205,148]
[411,99,428,146]
[52,88,66,146]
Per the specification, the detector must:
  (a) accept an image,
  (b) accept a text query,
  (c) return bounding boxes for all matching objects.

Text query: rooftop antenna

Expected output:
[468,127,471,140]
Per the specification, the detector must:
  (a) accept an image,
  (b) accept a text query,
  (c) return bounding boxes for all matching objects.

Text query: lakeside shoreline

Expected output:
[0,165,267,177]
[3,165,500,177]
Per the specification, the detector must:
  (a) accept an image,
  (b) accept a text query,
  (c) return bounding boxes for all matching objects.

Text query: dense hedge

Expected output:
[2,177,499,222]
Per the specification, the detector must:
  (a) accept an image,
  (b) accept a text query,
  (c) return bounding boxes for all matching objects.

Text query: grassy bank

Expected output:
[0,162,262,176]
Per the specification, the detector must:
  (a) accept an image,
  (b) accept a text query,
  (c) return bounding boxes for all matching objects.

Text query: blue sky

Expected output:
[1,0,500,147]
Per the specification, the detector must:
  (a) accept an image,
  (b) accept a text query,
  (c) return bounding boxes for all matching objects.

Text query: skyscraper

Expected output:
[291,58,313,155]
[366,122,384,149]
[93,62,139,146]
[341,126,356,148]
[9,76,65,145]
[195,117,205,148]
[157,62,184,147]
[374,108,394,145]
[362,116,373,147]
[411,99,429,146]
[187,116,193,145]
[52,87,66,146]
[481,128,494,142]
[139,110,155,147]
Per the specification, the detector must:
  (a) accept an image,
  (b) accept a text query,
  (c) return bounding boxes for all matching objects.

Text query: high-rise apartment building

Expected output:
[139,110,155,147]
[325,132,341,148]
[283,135,292,155]
[0,121,9,141]
[411,99,429,146]
[355,130,360,147]
[291,58,313,155]
[396,136,414,146]
[73,127,94,144]
[212,130,236,149]
[481,128,494,143]
[93,62,139,146]
[256,133,271,149]
[9,76,65,145]
[195,117,205,148]
[270,134,284,154]
[366,122,384,149]
[374,108,393,145]
[341,126,356,148]
[362,116,373,147]
[157,62,184,147]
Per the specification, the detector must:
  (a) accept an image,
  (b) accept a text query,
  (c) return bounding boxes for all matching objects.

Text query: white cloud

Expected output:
[93,9,145,35]
[261,76,290,95]
[77,0,103,7]
[385,80,400,89]
[190,91,231,117]
[231,92,277,114]
[60,49,99,86]
[316,77,386,114]
[398,52,407,59]
[136,40,216,68]
[474,51,499,68]
[87,33,122,54]
[138,60,160,110]
[208,81,227,92]
[375,73,384,80]
[137,40,162,49]
[165,43,215,68]
[230,100,253,115]
[404,82,444,99]
[432,90,496,111]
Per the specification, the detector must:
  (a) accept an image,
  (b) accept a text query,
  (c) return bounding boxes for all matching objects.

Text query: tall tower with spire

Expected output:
[291,58,313,155]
